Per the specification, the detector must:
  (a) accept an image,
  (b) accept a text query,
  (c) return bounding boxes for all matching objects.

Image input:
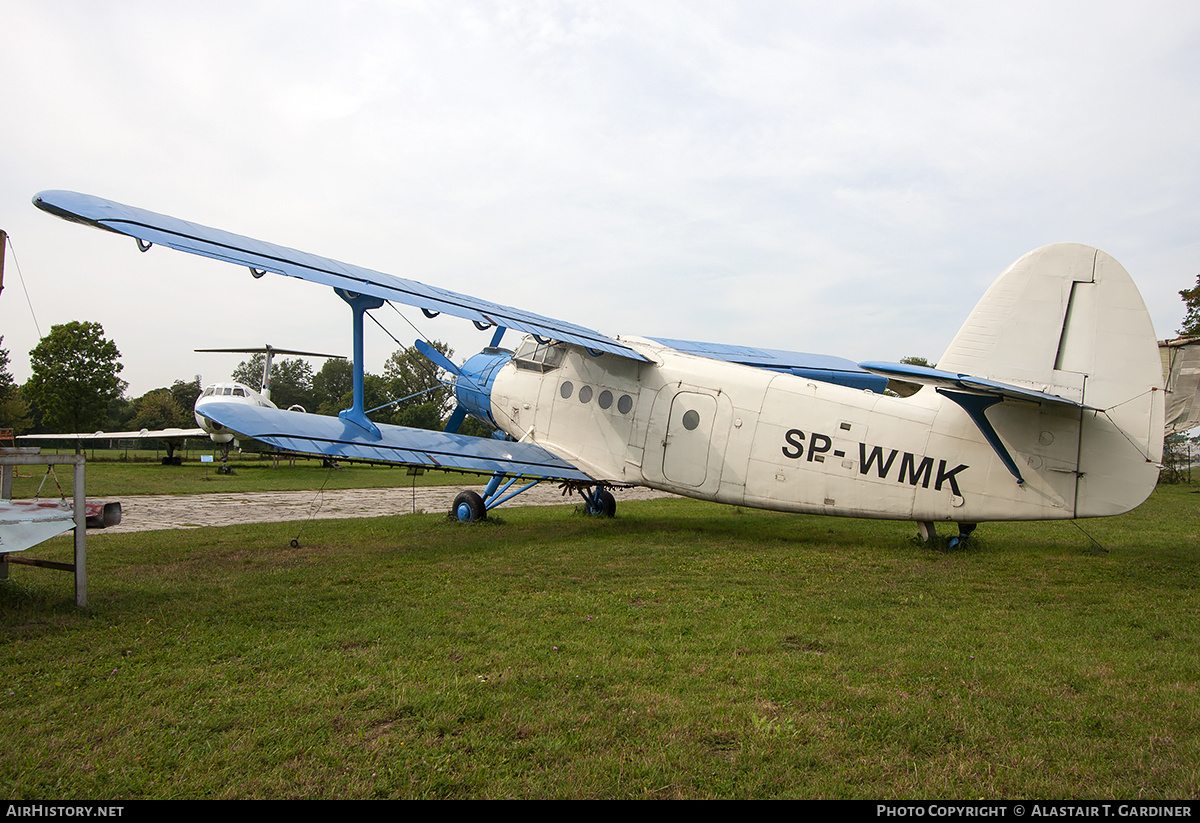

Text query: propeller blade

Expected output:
[415,339,461,377]
[444,405,468,434]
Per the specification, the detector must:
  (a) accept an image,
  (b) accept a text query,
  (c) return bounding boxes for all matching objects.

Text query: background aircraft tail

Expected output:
[937,243,1164,516]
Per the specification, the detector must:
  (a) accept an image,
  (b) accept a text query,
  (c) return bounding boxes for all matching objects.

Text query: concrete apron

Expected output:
[100,485,676,534]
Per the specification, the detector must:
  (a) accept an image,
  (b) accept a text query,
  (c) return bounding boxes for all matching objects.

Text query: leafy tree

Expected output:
[0,386,32,434]
[25,321,126,433]
[231,355,315,411]
[230,354,267,391]
[312,358,354,416]
[382,342,453,420]
[0,337,15,398]
[170,378,202,424]
[456,415,494,439]
[269,358,315,411]
[0,337,31,433]
[1160,432,1198,484]
[1179,275,1200,337]
[105,395,135,432]
[358,373,395,422]
[131,388,184,431]
[393,401,446,431]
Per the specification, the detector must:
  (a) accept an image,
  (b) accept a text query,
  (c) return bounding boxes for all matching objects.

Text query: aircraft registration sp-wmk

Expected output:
[34,191,1165,545]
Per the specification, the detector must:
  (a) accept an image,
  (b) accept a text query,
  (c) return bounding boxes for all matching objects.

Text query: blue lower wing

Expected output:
[198,402,592,481]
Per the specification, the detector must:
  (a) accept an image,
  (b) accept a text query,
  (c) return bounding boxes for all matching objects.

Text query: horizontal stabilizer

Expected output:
[197,402,592,481]
[33,190,648,362]
[858,361,1092,409]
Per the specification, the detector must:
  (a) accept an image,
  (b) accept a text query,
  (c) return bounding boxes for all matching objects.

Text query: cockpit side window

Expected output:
[513,338,566,372]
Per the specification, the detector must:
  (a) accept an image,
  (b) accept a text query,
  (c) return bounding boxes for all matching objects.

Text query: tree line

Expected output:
[0,321,484,437]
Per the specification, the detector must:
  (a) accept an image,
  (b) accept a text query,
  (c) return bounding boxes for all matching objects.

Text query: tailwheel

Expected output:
[947,523,977,549]
[450,490,487,523]
[585,488,617,518]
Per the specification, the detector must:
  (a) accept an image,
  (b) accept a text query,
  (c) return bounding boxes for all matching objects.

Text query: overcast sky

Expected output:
[1,1,1198,398]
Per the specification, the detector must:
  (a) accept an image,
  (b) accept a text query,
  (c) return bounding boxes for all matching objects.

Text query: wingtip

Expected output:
[31,190,110,230]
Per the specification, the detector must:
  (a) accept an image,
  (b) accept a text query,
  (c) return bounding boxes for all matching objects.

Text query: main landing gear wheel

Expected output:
[450,490,487,523]
[586,488,617,518]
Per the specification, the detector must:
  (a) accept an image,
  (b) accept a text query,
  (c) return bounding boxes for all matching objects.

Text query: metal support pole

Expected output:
[73,458,86,608]
[335,288,385,437]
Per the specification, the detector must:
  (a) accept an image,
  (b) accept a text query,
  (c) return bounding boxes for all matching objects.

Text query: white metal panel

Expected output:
[662,392,717,487]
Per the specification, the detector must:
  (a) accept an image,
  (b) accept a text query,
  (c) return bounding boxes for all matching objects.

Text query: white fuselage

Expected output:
[194,382,276,443]
[486,336,1153,523]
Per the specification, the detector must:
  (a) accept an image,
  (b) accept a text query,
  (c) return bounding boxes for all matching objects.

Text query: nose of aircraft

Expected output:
[452,349,512,429]
[194,408,235,443]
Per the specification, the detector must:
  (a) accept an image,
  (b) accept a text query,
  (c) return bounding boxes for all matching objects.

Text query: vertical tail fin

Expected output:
[939,243,1164,516]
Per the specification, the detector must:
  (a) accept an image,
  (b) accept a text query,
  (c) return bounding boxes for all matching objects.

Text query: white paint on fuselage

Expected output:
[487,335,1148,523]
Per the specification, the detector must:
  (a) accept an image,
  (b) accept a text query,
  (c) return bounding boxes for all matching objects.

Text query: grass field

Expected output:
[1,472,1197,799]
[5,452,471,497]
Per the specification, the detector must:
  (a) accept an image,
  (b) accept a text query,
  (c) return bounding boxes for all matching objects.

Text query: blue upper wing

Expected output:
[653,338,889,392]
[197,402,592,481]
[33,190,647,362]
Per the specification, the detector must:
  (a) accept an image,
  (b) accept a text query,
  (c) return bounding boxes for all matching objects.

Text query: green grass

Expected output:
[7,453,472,497]
[1,483,1198,798]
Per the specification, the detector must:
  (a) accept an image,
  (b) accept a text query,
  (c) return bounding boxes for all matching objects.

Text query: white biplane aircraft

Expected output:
[33,191,1166,545]
[19,345,344,464]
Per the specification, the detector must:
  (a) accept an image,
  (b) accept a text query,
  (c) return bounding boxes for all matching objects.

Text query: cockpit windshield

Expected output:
[512,338,566,372]
[200,385,253,398]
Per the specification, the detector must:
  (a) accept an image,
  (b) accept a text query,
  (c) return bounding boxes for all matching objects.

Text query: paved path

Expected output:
[102,484,675,533]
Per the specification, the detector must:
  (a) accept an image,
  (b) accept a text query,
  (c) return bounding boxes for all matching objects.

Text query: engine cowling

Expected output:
[453,348,512,429]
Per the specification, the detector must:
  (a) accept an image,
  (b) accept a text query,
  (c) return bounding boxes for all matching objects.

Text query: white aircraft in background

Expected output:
[3,346,342,559]
[33,191,1167,546]
[20,345,344,464]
